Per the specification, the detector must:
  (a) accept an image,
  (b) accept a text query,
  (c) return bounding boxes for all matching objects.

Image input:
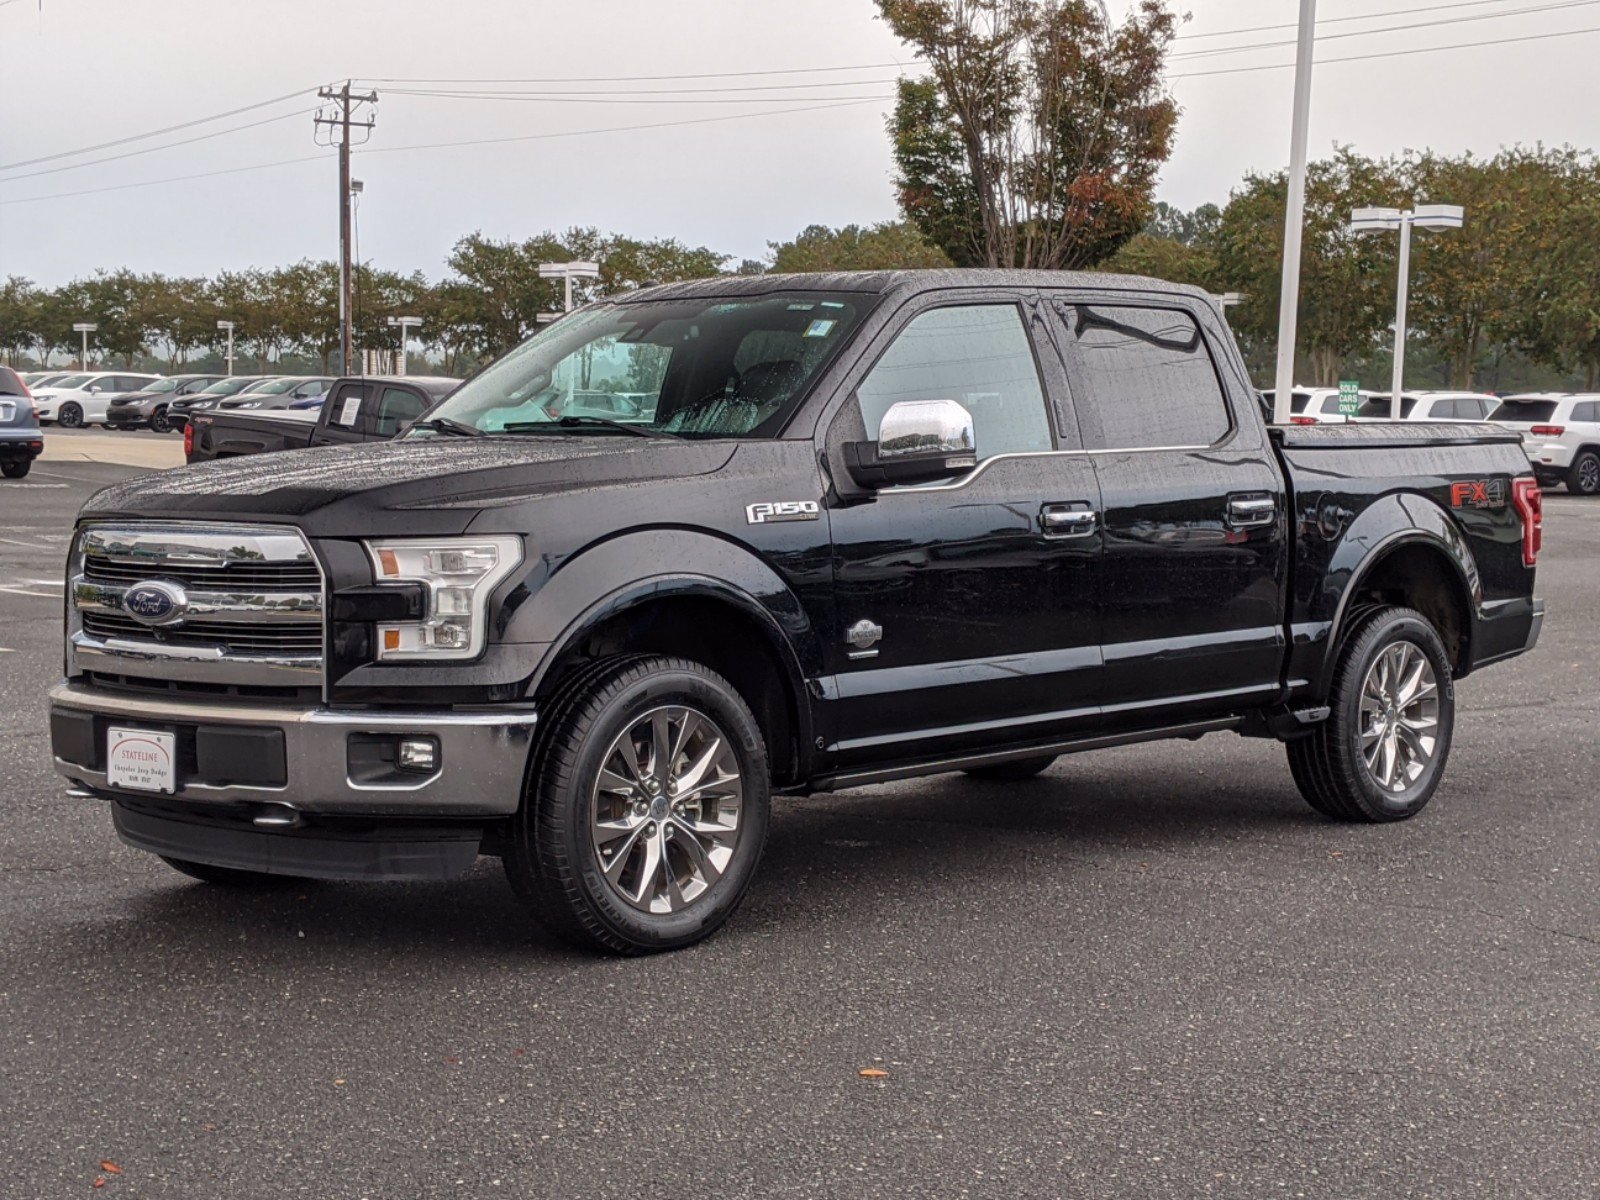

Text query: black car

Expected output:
[0,366,44,478]
[49,270,1545,955]
[104,374,224,433]
[185,375,459,461]
[165,375,271,429]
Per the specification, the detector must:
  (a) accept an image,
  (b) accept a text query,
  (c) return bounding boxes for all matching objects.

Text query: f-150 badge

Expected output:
[746,500,820,525]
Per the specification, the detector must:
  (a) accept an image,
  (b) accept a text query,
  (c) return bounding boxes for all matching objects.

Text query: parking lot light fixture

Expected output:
[72,322,97,371]
[538,261,602,313]
[216,320,236,376]
[386,315,423,375]
[1351,204,1465,418]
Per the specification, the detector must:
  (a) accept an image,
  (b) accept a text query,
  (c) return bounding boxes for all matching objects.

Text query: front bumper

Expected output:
[48,681,537,817]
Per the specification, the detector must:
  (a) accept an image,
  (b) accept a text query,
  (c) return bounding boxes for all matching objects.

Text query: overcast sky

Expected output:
[3,0,1600,285]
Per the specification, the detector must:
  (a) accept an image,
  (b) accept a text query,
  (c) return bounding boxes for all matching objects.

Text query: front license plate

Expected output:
[106,727,177,794]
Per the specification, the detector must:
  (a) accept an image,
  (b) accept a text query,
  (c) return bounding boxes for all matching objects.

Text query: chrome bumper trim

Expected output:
[49,682,537,816]
[71,632,321,685]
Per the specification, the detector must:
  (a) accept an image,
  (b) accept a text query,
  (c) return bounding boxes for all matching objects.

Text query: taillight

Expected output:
[1512,477,1543,567]
[1290,416,1318,426]
[183,422,194,456]
[1530,425,1565,437]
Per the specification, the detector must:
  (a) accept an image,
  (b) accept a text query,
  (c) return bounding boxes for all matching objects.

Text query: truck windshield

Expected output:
[418,293,867,438]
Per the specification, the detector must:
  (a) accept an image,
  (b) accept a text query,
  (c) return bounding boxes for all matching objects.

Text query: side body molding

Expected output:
[1286,491,1481,704]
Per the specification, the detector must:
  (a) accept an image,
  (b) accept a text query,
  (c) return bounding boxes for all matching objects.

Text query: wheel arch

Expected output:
[512,530,823,787]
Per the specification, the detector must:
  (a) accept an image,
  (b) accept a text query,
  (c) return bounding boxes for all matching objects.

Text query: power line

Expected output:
[0,106,320,183]
[1178,0,1525,40]
[1171,19,1600,78]
[0,85,319,172]
[0,153,332,206]
[357,62,912,86]
[381,76,904,97]
[384,90,898,106]
[1169,0,1600,61]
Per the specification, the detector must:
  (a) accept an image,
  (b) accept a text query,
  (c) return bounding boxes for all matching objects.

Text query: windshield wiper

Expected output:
[502,416,679,440]
[411,416,485,438]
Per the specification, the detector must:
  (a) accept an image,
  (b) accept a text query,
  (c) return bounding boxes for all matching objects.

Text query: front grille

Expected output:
[71,522,326,689]
[82,611,322,655]
[82,558,320,592]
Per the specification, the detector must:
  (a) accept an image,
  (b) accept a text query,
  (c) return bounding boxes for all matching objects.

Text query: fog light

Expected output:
[397,737,439,773]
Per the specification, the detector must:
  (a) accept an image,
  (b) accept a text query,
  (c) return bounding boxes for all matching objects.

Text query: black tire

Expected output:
[57,402,84,428]
[505,655,771,955]
[149,407,171,434]
[1,460,29,479]
[964,755,1058,782]
[159,856,295,887]
[1567,450,1600,496]
[1286,606,1455,822]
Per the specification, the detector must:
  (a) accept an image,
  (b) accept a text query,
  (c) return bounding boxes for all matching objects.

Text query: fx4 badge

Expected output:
[1450,480,1507,509]
[746,500,820,525]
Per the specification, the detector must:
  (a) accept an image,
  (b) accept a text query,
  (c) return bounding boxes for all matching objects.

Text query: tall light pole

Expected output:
[386,315,423,375]
[72,322,97,370]
[216,320,236,376]
[1271,0,1319,427]
[1350,204,1465,418]
[538,261,601,313]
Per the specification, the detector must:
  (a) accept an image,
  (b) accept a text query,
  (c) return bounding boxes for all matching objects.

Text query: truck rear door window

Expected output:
[854,304,1052,462]
[1057,305,1230,450]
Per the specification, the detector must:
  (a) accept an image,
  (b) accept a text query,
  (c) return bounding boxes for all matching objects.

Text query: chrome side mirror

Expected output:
[843,398,978,488]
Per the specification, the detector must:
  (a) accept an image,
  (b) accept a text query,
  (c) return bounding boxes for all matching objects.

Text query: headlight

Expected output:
[364,535,522,661]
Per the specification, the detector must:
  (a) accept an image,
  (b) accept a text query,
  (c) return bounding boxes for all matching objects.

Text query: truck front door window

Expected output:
[855,304,1051,462]
[373,388,426,437]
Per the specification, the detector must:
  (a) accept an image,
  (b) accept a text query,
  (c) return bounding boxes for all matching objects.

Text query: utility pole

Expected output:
[314,82,377,376]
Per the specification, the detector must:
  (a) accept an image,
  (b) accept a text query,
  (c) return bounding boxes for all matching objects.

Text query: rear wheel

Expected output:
[160,856,295,887]
[149,407,171,433]
[1287,606,1454,822]
[964,755,1058,782]
[505,656,771,954]
[1,461,30,479]
[57,402,84,428]
[1567,450,1600,496]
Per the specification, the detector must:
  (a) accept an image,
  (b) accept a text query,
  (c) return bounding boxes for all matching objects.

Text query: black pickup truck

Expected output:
[183,375,460,461]
[48,270,1544,955]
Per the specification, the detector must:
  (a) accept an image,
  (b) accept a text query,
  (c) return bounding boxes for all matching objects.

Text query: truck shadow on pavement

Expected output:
[82,752,1327,965]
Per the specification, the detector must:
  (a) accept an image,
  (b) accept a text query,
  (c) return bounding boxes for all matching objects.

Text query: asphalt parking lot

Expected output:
[2,456,1597,1198]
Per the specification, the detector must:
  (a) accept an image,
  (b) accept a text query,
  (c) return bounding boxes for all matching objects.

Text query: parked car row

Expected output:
[14,370,337,431]
[1260,385,1600,494]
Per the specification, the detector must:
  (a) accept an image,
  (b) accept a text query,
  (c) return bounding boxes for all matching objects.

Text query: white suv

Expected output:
[1353,391,1501,423]
[32,372,162,428]
[1492,393,1600,496]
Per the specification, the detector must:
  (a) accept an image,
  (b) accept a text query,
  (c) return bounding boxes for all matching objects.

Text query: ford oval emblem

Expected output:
[123,580,188,626]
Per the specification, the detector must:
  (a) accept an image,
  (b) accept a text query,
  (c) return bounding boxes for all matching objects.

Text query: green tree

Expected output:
[877,0,1179,269]
[1099,232,1218,290]
[769,222,951,272]
[0,276,39,366]
[1214,149,1406,385]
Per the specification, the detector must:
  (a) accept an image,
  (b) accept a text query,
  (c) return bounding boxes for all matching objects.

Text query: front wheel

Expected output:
[1,461,30,479]
[149,407,171,434]
[57,402,84,428]
[505,656,771,954]
[1287,607,1455,822]
[1567,450,1600,496]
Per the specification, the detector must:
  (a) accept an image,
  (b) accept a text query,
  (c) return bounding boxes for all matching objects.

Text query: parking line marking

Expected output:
[0,587,59,598]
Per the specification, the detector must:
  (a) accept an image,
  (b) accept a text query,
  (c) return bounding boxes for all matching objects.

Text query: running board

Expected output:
[812,717,1241,791]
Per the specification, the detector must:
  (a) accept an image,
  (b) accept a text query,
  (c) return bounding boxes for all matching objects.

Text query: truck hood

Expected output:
[80,436,738,537]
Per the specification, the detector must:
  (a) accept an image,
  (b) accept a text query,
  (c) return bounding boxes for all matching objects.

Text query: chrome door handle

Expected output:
[1227,494,1277,529]
[1040,504,1098,538]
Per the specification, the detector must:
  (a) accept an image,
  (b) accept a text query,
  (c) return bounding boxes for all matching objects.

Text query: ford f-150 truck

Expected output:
[48,270,1545,955]
[184,375,460,461]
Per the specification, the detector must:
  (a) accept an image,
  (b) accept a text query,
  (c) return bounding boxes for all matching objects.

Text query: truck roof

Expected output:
[619,268,1214,305]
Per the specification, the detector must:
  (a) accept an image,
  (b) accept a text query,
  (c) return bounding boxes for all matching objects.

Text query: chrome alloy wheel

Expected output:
[590,706,744,914]
[1578,455,1600,494]
[1359,641,1440,793]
